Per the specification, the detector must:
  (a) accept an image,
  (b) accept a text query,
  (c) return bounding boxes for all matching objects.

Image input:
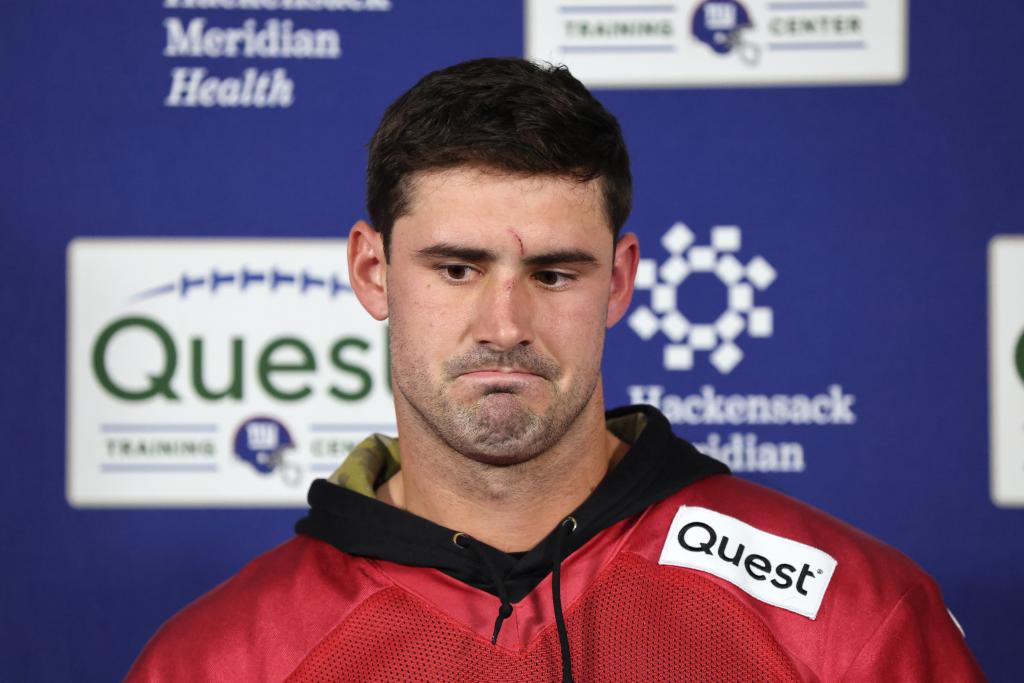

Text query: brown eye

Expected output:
[534,270,573,288]
[444,265,471,280]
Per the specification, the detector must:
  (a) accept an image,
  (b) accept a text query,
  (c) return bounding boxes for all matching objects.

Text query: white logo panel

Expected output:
[989,235,1024,507]
[526,0,907,87]
[659,506,837,618]
[67,238,395,507]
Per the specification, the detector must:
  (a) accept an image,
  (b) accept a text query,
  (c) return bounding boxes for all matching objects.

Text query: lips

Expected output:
[459,369,540,381]
[444,349,560,382]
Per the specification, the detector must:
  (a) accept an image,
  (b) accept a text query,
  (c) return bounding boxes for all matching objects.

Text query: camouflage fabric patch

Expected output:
[326,434,401,498]
[325,415,644,499]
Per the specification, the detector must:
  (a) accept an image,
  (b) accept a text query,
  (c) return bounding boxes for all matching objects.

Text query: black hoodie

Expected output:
[296,404,728,604]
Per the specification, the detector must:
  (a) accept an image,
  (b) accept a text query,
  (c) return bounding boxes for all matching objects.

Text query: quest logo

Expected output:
[66,238,395,508]
[659,506,837,619]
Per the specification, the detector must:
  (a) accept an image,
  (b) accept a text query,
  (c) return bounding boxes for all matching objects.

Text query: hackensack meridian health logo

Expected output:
[629,222,776,374]
[623,221,858,474]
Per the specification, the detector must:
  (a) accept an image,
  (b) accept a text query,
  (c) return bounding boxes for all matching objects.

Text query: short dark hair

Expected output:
[366,57,632,258]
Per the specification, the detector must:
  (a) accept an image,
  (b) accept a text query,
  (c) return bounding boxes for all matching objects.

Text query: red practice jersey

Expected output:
[127,407,985,682]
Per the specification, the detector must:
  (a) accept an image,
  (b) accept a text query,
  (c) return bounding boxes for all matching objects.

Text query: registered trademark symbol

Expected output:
[817,569,823,575]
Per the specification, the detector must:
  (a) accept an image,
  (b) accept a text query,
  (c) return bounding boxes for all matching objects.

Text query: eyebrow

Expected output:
[415,243,497,262]
[414,243,600,268]
[523,249,600,268]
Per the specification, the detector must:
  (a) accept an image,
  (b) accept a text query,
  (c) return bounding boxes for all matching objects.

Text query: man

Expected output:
[128,58,984,681]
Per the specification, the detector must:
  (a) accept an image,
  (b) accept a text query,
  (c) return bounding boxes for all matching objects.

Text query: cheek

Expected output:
[539,297,607,362]
[388,278,469,361]
[390,278,448,329]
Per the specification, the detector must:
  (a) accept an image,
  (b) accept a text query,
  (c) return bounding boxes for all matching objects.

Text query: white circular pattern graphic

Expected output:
[628,222,776,374]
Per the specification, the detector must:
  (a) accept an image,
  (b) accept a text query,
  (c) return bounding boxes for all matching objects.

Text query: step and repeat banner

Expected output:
[3,1,1023,680]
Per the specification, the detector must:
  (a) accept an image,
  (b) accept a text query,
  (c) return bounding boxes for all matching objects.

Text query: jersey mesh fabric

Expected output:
[286,552,803,682]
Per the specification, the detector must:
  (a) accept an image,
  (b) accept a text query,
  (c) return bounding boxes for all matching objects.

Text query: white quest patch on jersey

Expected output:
[659,506,837,619]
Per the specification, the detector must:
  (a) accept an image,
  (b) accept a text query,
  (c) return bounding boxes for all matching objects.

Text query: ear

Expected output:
[347,220,389,321]
[606,232,639,328]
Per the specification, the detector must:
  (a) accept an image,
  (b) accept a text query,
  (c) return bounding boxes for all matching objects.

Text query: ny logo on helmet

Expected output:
[233,416,302,486]
[692,0,761,65]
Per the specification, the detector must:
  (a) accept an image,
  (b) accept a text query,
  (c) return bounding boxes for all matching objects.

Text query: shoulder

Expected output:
[640,473,925,596]
[126,535,390,682]
[623,475,984,679]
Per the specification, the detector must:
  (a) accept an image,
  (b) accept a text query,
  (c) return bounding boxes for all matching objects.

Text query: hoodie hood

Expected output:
[296,404,728,603]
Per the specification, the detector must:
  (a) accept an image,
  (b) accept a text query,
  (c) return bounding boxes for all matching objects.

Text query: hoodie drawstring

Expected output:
[453,518,577,683]
[551,517,577,683]
[453,532,514,645]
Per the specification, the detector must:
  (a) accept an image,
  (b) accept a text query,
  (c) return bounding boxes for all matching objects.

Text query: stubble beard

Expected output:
[391,337,601,466]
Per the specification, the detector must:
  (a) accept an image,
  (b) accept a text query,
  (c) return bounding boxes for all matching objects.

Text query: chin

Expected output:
[460,448,540,468]
[447,399,552,465]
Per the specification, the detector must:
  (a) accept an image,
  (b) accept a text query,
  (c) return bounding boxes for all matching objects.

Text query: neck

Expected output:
[377,386,627,552]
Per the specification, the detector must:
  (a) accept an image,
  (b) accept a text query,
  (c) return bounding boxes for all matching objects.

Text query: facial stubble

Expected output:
[389,319,603,466]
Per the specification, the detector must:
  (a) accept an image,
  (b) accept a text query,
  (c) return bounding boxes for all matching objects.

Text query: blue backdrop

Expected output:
[2,1,1021,680]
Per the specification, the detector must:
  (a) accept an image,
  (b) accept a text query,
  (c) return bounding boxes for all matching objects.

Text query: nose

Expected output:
[472,273,533,351]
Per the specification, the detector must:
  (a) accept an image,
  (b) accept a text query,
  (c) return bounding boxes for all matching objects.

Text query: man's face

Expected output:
[381,166,628,465]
